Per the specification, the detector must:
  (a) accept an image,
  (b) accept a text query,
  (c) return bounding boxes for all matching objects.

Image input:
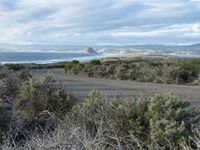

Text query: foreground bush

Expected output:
[1,67,200,149]
[148,92,198,149]
[0,69,32,143]
[0,73,77,146]
[0,69,31,100]
[15,75,76,120]
[64,91,199,149]
[1,89,200,149]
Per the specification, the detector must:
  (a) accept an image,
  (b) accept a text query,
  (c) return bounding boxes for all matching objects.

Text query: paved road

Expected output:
[32,68,200,105]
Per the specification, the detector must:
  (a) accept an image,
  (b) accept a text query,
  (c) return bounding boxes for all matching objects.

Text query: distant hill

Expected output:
[81,47,98,54]
[110,43,200,51]
[0,43,200,52]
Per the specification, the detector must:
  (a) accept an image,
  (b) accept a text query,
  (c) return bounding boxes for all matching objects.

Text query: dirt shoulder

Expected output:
[32,68,200,105]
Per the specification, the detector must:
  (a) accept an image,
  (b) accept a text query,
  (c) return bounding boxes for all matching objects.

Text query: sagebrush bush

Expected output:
[0,69,31,99]
[177,60,200,75]
[65,90,147,149]
[0,72,76,146]
[148,92,198,149]
[0,69,7,79]
[0,69,31,143]
[5,64,25,71]
[173,61,200,84]
[1,89,200,149]
[65,91,199,149]
[116,64,128,80]
[89,59,102,65]
[0,97,13,141]
[137,66,156,82]
[64,61,84,74]
[64,58,200,85]
[15,75,76,120]
[168,68,192,84]
[1,61,200,149]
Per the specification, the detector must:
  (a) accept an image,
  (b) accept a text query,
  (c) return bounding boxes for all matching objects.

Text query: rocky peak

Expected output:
[82,47,98,54]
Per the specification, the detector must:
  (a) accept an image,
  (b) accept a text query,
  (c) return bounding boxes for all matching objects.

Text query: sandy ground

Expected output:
[32,68,200,105]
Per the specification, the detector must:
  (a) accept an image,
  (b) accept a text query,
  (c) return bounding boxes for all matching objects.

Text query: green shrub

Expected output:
[64,58,200,85]
[0,69,31,130]
[1,70,31,99]
[148,61,163,67]
[1,88,200,149]
[45,64,65,69]
[116,65,128,80]
[0,69,7,79]
[167,66,197,84]
[89,59,102,65]
[92,65,106,78]
[15,75,76,120]
[67,91,199,149]
[0,97,13,139]
[67,58,200,85]
[81,91,148,141]
[137,66,157,82]
[176,61,200,82]
[148,92,198,149]
[64,61,84,74]
[5,64,25,71]
[71,60,80,64]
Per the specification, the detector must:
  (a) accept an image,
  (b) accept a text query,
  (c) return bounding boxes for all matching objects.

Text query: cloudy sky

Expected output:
[0,0,200,45]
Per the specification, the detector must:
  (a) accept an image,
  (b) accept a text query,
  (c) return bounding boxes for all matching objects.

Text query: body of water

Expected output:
[0,52,108,64]
[0,48,200,64]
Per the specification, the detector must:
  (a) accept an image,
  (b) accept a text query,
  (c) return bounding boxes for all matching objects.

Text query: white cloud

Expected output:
[111,31,161,37]
[0,0,199,45]
[192,24,200,32]
[190,0,200,2]
[109,23,200,45]
[111,0,136,9]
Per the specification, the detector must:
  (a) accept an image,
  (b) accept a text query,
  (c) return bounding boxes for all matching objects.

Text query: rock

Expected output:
[82,47,98,54]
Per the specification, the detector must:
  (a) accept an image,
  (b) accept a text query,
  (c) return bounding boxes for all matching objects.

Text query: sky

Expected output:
[0,0,200,45]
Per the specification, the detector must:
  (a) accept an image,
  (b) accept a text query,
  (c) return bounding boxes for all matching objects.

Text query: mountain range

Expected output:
[0,43,200,52]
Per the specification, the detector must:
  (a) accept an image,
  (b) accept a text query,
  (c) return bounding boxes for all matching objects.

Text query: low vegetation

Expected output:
[15,75,76,120]
[3,61,67,70]
[0,67,200,149]
[3,57,200,85]
[64,58,200,85]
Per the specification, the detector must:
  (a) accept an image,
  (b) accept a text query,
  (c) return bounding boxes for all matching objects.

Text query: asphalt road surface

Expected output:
[32,68,200,105]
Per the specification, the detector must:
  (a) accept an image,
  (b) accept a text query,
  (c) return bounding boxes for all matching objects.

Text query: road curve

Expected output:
[32,68,200,105]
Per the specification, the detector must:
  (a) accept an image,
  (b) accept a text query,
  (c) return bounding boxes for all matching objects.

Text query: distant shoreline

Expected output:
[1,54,199,66]
[0,48,200,64]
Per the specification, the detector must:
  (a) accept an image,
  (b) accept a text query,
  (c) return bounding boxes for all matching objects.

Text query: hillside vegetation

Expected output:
[64,58,200,85]
[0,67,200,149]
